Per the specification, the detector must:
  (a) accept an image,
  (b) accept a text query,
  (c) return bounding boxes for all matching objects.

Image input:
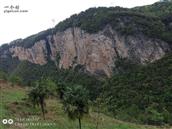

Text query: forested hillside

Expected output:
[0,1,172,128]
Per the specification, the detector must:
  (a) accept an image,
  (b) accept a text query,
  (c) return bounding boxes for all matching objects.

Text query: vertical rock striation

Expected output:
[8,26,171,76]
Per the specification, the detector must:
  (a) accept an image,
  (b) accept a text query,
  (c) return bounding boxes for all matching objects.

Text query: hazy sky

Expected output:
[0,0,159,45]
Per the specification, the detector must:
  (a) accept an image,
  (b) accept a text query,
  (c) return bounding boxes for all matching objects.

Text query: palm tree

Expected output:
[28,78,56,119]
[62,85,89,129]
[94,84,106,129]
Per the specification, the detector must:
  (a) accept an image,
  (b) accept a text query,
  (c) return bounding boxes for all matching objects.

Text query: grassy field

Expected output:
[0,81,171,129]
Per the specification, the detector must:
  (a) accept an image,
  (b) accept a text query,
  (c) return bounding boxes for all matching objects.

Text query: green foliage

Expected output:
[62,85,89,129]
[1,2,172,125]
[10,61,58,86]
[8,75,22,86]
[28,78,56,119]
[63,85,89,120]
[55,68,103,100]
[144,104,164,125]
[1,83,161,129]
[13,29,53,48]
[10,60,102,101]
[133,1,172,17]
[53,4,172,43]
[56,82,66,99]
[0,70,7,80]
[104,54,172,125]
[4,51,171,126]
[0,55,20,74]
[114,57,139,73]
[133,2,172,43]
[30,78,57,98]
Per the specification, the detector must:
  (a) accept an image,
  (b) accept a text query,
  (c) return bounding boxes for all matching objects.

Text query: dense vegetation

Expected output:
[1,82,161,129]
[28,78,57,119]
[0,53,20,74]
[53,1,172,43]
[55,7,163,36]
[62,85,89,129]
[10,29,53,48]
[8,60,102,100]
[133,1,172,17]
[4,53,172,126]
[9,61,58,86]
[0,70,7,80]
[104,54,172,125]
[133,1,172,43]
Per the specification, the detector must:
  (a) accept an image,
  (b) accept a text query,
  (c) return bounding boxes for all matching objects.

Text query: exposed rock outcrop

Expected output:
[10,40,47,65]
[8,26,171,77]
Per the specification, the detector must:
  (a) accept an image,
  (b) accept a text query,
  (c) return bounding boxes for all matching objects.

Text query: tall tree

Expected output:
[93,84,106,129]
[62,85,89,129]
[28,78,56,119]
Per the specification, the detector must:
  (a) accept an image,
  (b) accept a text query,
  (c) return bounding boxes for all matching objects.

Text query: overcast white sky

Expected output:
[0,0,159,45]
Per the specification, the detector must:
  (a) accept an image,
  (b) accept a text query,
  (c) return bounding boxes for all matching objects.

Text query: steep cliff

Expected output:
[1,2,172,76]
[1,2,172,126]
[8,26,171,76]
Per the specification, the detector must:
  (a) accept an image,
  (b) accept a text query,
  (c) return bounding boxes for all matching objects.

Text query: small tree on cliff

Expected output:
[28,78,56,119]
[62,85,89,129]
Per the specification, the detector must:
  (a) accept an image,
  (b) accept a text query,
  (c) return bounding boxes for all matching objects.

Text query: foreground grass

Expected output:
[0,81,171,129]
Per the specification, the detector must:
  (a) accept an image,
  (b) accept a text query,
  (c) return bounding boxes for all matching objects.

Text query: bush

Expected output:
[144,105,164,125]
[9,75,22,86]
[0,70,7,80]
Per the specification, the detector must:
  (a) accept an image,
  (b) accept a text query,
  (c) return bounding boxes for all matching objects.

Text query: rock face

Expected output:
[7,26,171,76]
[10,40,47,65]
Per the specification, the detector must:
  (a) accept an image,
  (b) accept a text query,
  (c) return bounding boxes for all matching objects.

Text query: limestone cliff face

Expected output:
[10,40,47,65]
[8,26,171,76]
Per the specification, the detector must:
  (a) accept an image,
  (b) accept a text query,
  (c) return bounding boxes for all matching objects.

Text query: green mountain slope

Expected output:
[104,54,172,125]
[0,1,172,127]
[0,82,164,129]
